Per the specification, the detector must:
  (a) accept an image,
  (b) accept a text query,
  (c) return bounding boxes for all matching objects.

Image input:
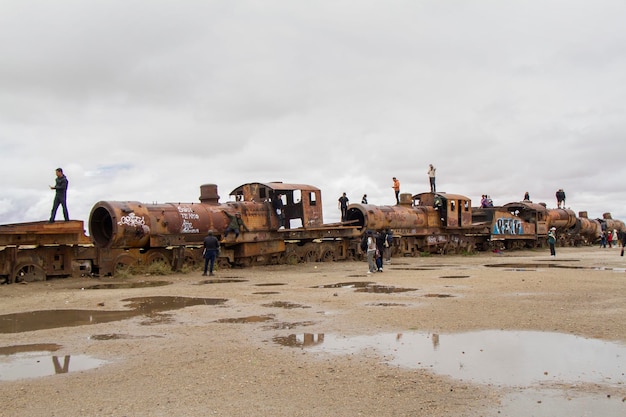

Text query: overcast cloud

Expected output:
[1,0,625,227]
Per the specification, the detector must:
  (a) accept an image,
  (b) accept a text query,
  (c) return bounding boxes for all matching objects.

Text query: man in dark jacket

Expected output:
[556,189,566,208]
[202,230,220,276]
[49,168,69,222]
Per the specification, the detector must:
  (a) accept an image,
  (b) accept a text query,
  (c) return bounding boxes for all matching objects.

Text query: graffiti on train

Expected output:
[178,206,200,233]
[493,218,523,235]
[118,213,145,227]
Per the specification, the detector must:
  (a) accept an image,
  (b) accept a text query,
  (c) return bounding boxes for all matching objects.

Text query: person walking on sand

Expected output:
[392,177,400,204]
[202,230,220,276]
[428,164,436,192]
[49,167,69,222]
[366,230,378,274]
[548,227,557,257]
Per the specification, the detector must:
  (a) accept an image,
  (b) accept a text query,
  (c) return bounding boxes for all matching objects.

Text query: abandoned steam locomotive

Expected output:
[1,181,623,283]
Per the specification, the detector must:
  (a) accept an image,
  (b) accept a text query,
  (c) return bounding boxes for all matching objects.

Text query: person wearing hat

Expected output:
[202,230,220,276]
[548,227,557,257]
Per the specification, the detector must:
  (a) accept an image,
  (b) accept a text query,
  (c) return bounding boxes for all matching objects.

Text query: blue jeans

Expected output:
[203,250,217,274]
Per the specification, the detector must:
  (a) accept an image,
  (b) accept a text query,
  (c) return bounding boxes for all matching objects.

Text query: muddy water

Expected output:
[0,296,227,334]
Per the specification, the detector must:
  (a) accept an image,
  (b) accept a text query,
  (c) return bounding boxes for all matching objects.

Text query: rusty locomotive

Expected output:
[1,181,623,283]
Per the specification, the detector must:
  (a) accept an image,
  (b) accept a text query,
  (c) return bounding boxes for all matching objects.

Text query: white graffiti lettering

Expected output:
[178,205,200,220]
[118,213,146,227]
[181,219,199,234]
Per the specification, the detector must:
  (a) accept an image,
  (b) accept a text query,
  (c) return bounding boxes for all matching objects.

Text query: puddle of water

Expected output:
[277,331,626,387]
[355,285,417,293]
[89,333,164,340]
[214,315,274,324]
[0,343,61,355]
[388,267,436,271]
[423,294,454,298]
[313,281,374,289]
[85,281,171,289]
[486,263,626,272]
[255,283,286,286]
[195,279,247,285]
[0,352,107,381]
[439,275,470,279]
[492,388,626,417]
[273,333,325,347]
[367,303,407,307]
[262,321,316,330]
[0,296,227,334]
[252,291,281,295]
[262,301,310,309]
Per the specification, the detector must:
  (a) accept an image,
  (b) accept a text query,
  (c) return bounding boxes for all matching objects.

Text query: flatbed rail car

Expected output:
[0,220,96,283]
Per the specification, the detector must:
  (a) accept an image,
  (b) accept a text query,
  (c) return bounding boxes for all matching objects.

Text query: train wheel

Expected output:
[304,251,317,263]
[114,255,138,274]
[13,263,46,283]
[321,250,335,262]
[285,253,300,265]
[146,251,171,266]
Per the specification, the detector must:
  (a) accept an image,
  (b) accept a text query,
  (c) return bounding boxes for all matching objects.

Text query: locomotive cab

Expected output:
[229,182,324,229]
[413,192,472,228]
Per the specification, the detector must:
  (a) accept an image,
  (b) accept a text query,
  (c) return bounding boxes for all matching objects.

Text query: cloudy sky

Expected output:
[1,0,625,228]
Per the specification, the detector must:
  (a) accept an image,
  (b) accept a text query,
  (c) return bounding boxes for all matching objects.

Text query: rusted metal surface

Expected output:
[0,220,91,246]
[229,182,324,228]
[546,208,578,230]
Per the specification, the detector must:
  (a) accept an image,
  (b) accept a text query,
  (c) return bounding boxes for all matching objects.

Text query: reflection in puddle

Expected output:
[0,352,107,381]
[423,294,454,298]
[85,281,171,289]
[276,331,625,387]
[214,315,275,323]
[262,301,310,309]
[273,333,325,347]
[262,321,316,330]
[0,296,227,334]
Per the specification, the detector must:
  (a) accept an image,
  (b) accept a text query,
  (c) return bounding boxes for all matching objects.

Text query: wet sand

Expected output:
[1,247,625,417]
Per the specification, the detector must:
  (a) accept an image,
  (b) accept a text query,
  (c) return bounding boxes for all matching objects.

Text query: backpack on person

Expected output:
[360,235,368,252]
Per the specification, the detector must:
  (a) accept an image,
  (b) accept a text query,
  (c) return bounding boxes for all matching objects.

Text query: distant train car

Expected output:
[345,192,475,255]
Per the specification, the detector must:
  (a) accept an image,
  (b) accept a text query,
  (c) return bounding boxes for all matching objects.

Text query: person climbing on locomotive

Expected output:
[223,212,249,239]
[272,193,285,228]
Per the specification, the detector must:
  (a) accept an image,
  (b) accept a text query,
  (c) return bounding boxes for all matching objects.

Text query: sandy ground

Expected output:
[1,246,625,417]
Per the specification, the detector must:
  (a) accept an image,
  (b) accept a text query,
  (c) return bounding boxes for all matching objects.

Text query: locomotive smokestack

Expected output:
[199,184,220,205]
